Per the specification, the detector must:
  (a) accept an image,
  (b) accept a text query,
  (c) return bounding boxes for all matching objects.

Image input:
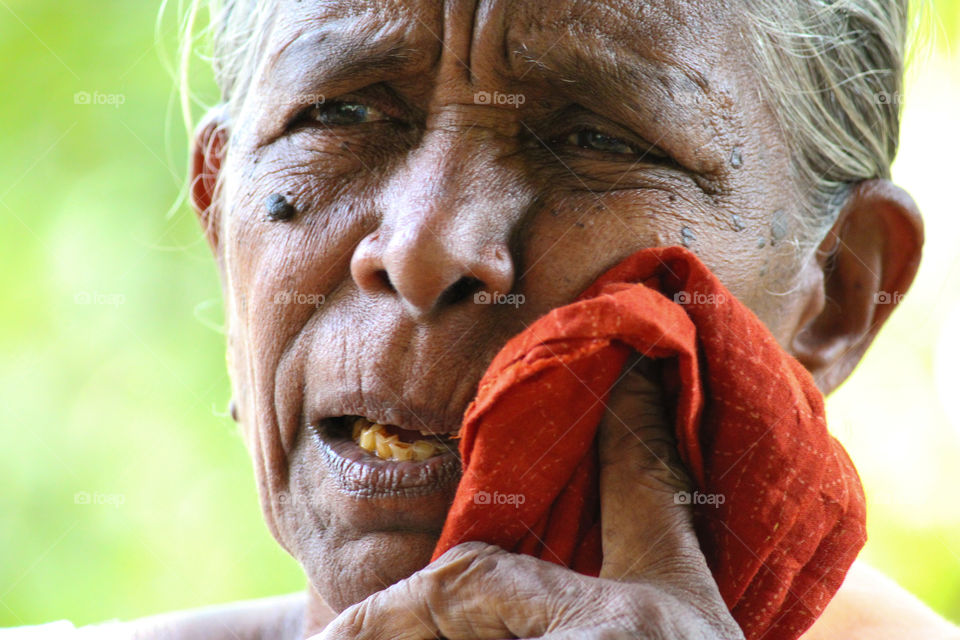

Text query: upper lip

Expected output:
[308,390,464,436]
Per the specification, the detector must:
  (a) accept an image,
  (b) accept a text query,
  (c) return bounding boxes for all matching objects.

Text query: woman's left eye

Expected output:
[306,100,391,126]
[561,129,638,155]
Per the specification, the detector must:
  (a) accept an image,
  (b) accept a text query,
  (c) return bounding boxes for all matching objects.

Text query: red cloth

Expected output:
[432,246,866,640]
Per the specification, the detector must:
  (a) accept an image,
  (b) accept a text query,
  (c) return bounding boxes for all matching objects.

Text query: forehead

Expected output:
[262,0,740,83]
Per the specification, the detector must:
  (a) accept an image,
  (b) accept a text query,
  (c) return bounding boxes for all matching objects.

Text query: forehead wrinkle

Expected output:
[261,1,439,89]
[261,30,437,105]
[504,0,735,106]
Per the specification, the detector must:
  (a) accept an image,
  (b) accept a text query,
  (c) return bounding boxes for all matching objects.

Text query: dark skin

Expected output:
[189,0,923,637]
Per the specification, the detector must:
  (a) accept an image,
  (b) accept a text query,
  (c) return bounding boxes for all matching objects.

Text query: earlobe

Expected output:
[791,179,924,394]
[190,105,230,254]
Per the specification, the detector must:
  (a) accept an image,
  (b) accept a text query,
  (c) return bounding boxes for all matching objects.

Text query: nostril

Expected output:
[375,269,395,293]
[437,276,485,308]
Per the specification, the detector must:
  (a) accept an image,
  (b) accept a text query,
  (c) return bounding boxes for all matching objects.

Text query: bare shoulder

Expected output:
[801,560,960,640]
[123,592,307,640]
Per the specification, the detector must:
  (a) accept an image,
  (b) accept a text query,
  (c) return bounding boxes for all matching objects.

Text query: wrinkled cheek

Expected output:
[517,191,673,308]
[221,256,310,553]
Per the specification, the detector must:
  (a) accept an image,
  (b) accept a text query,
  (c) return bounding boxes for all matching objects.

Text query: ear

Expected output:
[791,179,924,394]
[190,105,229,254]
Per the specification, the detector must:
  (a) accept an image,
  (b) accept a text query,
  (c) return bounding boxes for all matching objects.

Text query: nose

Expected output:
[350,135,524,319]
[352,228,515,317]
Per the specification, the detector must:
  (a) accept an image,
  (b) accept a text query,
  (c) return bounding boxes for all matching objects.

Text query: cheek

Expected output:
[217,169,373,533]
[518,188,768,309]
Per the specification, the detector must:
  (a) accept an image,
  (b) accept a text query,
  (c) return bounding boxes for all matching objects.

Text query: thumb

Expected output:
[596,355,699,582]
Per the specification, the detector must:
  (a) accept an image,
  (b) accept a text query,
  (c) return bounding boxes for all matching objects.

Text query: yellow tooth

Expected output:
[352,421,449,462]
[411,440,436,461]
[376,432,398,459]
[389,441,414,461]
[358,426,377,452]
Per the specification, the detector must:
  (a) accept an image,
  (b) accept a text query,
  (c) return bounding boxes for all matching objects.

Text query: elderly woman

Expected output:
[36,0,957,638]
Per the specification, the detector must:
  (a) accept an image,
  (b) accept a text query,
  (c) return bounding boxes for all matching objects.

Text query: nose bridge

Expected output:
[392,134,504,246]
[373,125,529,317]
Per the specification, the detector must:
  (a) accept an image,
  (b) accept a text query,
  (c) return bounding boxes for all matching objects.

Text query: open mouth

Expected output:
[322,415,460,462]
[347,416,458,461]
[310,414,462,496]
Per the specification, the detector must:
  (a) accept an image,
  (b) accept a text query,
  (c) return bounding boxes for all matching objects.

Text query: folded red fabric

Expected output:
[432,246,866,640]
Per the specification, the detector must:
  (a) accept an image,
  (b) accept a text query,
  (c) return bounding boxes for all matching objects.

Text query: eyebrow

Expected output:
[263,21,431,103]
[510,40,723,172]
[514,41,712,126]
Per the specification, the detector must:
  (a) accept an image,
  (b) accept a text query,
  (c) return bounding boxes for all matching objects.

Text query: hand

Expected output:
[314,357,744,640]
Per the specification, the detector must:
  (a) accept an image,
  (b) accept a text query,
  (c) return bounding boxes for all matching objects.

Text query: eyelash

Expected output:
[551,128,666,160]
[300,99,395,127]
[293,96,669,163]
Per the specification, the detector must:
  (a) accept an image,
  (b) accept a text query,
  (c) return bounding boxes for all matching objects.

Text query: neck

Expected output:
[303,584,338,638]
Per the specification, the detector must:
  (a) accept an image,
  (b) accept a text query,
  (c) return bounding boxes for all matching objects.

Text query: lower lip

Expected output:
[310,421,462,498]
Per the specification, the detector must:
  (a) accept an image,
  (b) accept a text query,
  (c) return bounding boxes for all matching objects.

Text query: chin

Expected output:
[310,530,441,613]
[273,424,459,613]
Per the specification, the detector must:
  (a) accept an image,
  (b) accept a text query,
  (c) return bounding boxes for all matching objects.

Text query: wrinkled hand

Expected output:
[315,358,744,640]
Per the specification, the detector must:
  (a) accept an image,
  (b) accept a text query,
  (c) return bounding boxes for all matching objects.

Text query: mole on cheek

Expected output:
[770,210,789,246]
[730,146,743,169]
[264,193,296,222]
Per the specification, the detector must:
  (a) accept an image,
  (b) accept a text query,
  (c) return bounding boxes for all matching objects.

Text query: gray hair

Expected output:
[175,0,914,251]
[742,0,912,250]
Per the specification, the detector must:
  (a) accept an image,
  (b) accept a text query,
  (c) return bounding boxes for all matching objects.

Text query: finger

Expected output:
[317,542,570,640]
[596,356,701,583]
[315,576,443,640]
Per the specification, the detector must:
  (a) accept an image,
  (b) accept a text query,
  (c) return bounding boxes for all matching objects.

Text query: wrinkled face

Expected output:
[215,0,815,612]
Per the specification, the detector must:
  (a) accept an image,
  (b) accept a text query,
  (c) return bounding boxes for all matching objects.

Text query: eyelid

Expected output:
[553,125,670,163]
[543,106,671,160]
[290,85,411,128]
[310,99,390,122]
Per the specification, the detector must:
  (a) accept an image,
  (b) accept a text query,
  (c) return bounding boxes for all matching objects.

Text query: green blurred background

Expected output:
[1,0,958,629]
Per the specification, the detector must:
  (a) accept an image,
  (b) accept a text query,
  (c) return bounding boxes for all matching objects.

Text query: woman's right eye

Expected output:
[305,100,392,127]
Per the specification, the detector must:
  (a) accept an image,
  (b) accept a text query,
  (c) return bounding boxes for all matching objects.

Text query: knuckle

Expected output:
[324,601,368,639]
[404,564,443,610]
[436,540,500,563]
